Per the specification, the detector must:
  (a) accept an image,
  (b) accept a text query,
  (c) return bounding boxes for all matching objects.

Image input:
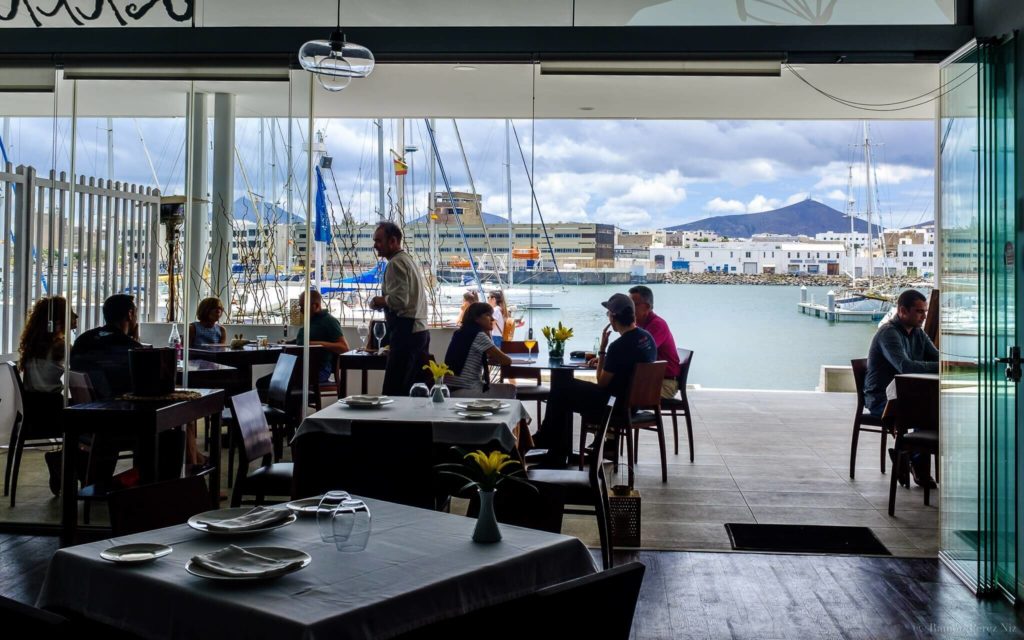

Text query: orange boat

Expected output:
[511,247,540,260]
[448,257,472,268]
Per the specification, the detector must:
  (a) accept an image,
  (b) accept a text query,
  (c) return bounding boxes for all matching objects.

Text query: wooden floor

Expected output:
[4,533,1022,640]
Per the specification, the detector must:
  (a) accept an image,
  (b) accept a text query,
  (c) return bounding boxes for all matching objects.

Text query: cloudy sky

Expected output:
[2,116,935,231]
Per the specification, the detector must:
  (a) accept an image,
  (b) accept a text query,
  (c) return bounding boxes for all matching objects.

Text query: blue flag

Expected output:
[314,166,332,243]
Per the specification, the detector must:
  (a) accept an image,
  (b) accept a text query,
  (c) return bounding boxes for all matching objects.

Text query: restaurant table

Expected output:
[505,356,592,455]
[36,498,598,640]
[60,388,225,546]
[336,349,388,396]
[175,359,237,389]
[187,345,324,392]
[882,372,940,432]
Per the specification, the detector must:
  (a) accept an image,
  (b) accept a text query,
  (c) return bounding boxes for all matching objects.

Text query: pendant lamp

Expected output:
[298,0,375,92]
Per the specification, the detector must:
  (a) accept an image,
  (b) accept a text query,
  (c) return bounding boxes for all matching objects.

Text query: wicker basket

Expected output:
[608,485,641,547]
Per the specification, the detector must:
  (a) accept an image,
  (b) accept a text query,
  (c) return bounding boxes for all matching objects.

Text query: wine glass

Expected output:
[409,382,429,404]
[357,324,369,351]
[373,322,387,349]
[523,338,537,362]
[316,490,351,543]
[333,499,372,552]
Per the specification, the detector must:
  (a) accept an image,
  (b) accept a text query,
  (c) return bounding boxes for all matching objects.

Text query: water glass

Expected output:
[256,335,269,350]
[409,382,430,403]
[333,499,372,552]
[316,491,351,543]
[357,325,369,350]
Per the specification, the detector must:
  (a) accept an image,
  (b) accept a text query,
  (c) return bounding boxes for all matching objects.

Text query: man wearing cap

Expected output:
[532,293,656,466]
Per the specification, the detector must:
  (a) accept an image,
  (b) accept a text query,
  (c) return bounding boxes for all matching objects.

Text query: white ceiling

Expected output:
[0,63,939,120]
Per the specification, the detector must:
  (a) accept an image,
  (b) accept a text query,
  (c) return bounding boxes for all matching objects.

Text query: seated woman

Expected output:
[453,290,479,326]
[17,296,77,496]
[188,296,227,346]
[444,302,512,393]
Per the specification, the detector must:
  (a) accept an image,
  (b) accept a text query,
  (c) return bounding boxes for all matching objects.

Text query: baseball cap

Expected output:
[601,293,634,316]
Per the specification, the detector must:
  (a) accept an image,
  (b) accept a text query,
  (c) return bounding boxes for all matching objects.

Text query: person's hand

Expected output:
[586,356,599,369]
[369,296,386,310]
[599,323,612,351]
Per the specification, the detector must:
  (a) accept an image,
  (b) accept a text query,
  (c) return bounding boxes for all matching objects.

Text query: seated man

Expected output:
[70,294,182,486]
[294,289,350,384]
[629,285,681,399]
[532,293,656,466]
[864,289,939,486]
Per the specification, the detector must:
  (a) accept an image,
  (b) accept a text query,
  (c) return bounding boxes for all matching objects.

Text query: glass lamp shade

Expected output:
[298,35,375,92]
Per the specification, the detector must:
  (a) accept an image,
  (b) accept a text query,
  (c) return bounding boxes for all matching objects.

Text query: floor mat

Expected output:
[725,523,891,555]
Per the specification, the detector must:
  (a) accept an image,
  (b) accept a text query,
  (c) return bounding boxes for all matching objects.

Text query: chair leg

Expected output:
[4,419,21,497]
[922,455,931,506]
[888,451,904,516]
[685,412,694,463]
[656,420,668,484]
[880,428,887,474]
[633,429,640,465]
[670,410,679,456]
[83,500,91,524]
[594,488,613,570]
[8,433,25,508]
[227,426,235,488]
[578,426,587,471]
[624,425,635,488]
[849,420,860,480]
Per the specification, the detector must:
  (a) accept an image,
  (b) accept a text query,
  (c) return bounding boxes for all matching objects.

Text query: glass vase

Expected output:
[473,489,501,543]
[547,341,564,360]
[431,382,450,403]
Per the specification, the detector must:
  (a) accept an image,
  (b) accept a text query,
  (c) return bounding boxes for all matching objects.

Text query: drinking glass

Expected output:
[373,322,386,348]
[357,325,369,350]
[256,335,269,350]
[333,499,372,552]
[523,338,537,362]
[316,490,351,543]
[409,382,429,403]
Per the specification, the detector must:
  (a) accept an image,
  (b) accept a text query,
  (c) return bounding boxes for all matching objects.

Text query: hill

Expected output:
[667,199,882,237]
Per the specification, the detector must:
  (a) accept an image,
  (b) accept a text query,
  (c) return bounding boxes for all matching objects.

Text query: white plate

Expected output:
[100,543,172,564]
[457,411,494,419]
[185,547,311,582]
[285,496,322,515]
[187,508,297,535]
[455,402,509,411]
[339,396,395,409]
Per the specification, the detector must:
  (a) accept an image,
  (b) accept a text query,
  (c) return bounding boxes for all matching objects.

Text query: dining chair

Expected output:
[850,358,889,479]
[4,362,65,508]
[660,347,695,461]
[349,421,437,509]
[396,561,646,640]
[528,395,617,569]
[0,594,70,632]
[108,472,211,536]
[888,375,939,516]
[449,383,517,399]
[499,341,550,421]
[228,390,294,507]
[223,353,298,471]
[580,361,668,487]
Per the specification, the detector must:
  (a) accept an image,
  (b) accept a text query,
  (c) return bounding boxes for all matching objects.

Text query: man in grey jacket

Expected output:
[370,221,430,395]
[864,289,939,486]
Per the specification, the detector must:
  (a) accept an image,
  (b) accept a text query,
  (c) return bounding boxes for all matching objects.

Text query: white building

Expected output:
[650,241,847,275]
[815,230,873,246]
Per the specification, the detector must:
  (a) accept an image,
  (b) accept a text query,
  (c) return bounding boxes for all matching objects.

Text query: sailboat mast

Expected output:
[844,163,854,282]
[862,121,874,289]
[506,119,513,287]
[376,118,385,221]
[429,117,437,282]
[106,118,114,182]
[396,119,405,226]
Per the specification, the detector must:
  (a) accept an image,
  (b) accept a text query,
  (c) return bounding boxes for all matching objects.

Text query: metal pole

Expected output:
[63,79,78,404]
[376,118,385,221]
[212,93,236,310]
[302,79,314,420]
[506,119,513,287]
[428,118,436,280]
[187,92,208,321]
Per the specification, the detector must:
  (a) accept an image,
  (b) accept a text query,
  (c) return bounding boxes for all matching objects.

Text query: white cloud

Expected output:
[826,189,848,201]
[746,195,781,213]
[814,161,933,189]
[705,197,746,214]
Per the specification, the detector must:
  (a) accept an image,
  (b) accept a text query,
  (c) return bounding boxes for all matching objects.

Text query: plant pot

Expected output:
[473,489,501,543]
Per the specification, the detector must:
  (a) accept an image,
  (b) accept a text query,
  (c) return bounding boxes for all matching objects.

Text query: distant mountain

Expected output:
[667,199,882,237]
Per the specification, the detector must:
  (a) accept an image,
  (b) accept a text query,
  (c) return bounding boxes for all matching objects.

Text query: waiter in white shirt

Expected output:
[369,221,430,395]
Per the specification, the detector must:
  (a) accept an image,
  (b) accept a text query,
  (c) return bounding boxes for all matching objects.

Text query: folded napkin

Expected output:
[190,545,304,578]
[466,400,502,410]
[345,395,388,405]
[196,507,291,532]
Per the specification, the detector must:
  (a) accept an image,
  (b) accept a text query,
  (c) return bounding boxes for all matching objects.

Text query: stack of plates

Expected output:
[187,508,297,535]
[340,395,394,408]
[456,400,509,412]
[186,545,310,581]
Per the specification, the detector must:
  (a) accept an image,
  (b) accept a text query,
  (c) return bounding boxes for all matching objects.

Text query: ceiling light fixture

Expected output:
[540,60,781,77]
[298,0,375,92]
[453,64,478,72]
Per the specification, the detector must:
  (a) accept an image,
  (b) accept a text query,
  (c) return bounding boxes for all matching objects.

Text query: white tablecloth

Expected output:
[885,373,940,401]
[295,397,526,451]
[37,498,597,640]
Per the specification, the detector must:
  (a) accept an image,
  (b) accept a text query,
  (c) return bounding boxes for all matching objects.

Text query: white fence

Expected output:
[0,163,160,354]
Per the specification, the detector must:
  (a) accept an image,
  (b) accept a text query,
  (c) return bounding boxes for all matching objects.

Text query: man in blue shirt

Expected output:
[532,293,657,466]
[864,289,939,486]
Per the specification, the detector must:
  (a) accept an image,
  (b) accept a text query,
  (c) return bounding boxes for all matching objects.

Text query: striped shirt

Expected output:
[448,332,494,392]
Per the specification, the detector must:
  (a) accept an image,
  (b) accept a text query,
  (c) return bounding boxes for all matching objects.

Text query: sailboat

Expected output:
[797,122,895,322]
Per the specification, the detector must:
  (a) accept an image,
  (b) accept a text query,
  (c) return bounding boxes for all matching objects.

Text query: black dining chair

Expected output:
[108,473,211,536]
[229,390,294,507]
[223,353,298,479]
[528,395,617,569]
[888,375,939,516]
[850,358,889,479]
[4,362,64,508]
[660,347,695,461]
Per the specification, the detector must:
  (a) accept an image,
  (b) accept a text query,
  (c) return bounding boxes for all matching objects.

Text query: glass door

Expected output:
[938,36,1018,598]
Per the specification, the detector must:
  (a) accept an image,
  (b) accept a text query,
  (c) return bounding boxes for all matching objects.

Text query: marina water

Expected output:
[519,283,878,391]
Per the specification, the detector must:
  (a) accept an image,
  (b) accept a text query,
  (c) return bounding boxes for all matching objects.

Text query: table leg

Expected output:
[208,412,221,507]
[339,366,348,398]
[550,369,575,460]
[60,426,79,547]
[361,370,369,394]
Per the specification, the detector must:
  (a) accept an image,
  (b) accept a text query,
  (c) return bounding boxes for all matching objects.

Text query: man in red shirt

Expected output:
[629,285,681,399]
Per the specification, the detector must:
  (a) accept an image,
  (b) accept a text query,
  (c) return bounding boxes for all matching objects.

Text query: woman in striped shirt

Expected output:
[444,302,512,393]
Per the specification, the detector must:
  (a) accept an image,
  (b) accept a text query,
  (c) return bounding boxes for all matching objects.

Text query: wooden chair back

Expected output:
[676,348,694,388]
[230,390,274,464]
[68,370,95,405]
[450,383,517,399]
[590,395,617,569]
[499,341,542,384]
[108,474,210,536]
[5,361,62,437]
[628,361,667,410]
[894,375,939,433]
[851,358,869,412]
[266,353,298,410]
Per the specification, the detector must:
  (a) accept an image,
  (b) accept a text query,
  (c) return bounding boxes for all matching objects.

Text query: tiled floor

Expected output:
[562,389,938,557]
[0,388,938,556]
